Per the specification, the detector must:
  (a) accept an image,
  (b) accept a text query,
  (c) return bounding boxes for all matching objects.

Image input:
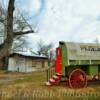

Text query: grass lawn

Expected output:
[0,70,100,100]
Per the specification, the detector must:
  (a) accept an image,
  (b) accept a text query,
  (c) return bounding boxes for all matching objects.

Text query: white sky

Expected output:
[37,0,100,45]
[1,0,100,48]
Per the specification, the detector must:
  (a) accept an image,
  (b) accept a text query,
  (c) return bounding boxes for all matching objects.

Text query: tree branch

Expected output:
[14,30,34,36]
[0,18,4,23]
[0,42,4,49]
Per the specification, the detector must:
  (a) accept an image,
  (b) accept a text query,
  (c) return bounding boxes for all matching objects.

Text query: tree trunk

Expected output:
[0,0,15,69]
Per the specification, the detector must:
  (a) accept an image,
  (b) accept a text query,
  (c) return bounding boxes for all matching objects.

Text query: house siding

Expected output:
[8,54,48,72]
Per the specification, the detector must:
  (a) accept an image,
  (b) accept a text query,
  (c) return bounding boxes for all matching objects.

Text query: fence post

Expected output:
[46,67,55,82]
[46,69,49,81]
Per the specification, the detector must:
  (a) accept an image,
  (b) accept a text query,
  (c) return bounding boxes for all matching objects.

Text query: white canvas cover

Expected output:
[65,42,100,60]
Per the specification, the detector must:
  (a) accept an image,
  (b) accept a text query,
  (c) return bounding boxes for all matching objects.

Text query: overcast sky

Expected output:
[1,0,100,48]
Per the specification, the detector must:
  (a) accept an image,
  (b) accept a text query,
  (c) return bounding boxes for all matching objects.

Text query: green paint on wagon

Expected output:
[89,65,98,75]
[59,41,100,77]
[59,42,68,76]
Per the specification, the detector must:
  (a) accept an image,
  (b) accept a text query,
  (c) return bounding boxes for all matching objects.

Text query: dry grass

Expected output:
[0,71,100,100]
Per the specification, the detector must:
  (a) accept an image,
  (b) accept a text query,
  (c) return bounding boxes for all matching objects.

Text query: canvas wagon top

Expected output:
[59,41,100,60]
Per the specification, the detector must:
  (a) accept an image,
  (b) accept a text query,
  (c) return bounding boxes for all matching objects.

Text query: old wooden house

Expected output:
[8,51,48,72]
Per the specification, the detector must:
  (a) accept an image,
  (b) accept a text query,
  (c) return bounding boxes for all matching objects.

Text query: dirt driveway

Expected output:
[0,71,32,85]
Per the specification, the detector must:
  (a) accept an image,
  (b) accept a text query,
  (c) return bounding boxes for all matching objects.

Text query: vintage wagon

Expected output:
[46,41,100,88]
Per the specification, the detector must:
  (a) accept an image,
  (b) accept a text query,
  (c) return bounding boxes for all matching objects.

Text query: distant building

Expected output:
[8,51,48,72]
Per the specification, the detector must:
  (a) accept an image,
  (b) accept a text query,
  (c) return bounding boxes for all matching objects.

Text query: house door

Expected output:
[16,59,26,72]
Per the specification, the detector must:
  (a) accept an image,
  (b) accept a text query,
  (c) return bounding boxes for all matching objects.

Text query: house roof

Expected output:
[10,50,48,59]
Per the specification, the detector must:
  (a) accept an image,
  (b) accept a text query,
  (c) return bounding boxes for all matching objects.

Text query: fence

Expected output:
[46,67,55,81]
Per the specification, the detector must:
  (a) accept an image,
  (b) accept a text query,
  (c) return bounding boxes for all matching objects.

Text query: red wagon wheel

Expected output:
[68,68,87,88]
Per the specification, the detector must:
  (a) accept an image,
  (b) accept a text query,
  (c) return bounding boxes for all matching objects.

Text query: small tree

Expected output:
[94,38,99,44]
[37,39,54,65]
[37,40,53,56]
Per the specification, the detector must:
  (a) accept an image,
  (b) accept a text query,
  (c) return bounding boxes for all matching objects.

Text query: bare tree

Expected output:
[37,39,54,65]
[37,40,53,56]
[94,38,99,44]
[0,0,34,69]
[0,0,34,46]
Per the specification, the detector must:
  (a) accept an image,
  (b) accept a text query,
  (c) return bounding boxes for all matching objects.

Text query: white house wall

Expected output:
[25,58,33,72]
[8,56,48,72]
[8,58,17,71]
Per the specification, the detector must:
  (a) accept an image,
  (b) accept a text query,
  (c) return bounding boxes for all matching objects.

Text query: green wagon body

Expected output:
[60,41,100,77]
[46,41,100,88]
